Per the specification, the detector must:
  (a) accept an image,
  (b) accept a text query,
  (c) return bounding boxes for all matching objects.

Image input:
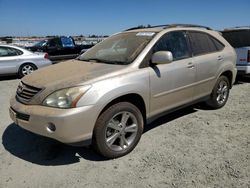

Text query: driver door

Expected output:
[149,31,196,116]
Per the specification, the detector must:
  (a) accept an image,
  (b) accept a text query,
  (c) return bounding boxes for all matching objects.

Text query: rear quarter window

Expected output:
[210,37,225,51]
[189,31,223,56]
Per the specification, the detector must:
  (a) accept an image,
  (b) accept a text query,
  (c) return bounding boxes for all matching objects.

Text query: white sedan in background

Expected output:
[0,45,52,77]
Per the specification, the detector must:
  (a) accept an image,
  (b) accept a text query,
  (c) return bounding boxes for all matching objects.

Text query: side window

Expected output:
[0,47,20,57]
[48,38,61,47]
[153,31,191,61]
[210,37,225,51]
[16,49,23,55]
[189,31,220,56]
[0,47,9,57]
[7,47,20,56]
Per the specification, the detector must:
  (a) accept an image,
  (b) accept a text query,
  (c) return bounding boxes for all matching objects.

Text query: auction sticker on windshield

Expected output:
[136,32,155,36]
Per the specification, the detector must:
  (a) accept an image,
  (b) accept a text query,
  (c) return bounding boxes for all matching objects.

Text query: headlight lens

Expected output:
[43,85,91,108]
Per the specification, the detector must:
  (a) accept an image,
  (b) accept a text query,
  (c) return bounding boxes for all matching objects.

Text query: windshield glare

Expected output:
[79,32,155,65]
[33,40,47,47]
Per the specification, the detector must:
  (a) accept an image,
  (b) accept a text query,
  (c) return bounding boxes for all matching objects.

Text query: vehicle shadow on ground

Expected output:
[0,75,19,81]
[234,75,250,85]
[2,106,198,166]
[144,106,197,133]
[2,123,106,165]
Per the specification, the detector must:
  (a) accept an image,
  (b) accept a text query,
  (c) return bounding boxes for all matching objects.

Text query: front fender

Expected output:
[77,69,150,117]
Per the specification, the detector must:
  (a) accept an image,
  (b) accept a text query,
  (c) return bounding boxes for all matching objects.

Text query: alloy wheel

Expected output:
[105,111,138,152]
[216,80,229,105]
[22,65,34,75]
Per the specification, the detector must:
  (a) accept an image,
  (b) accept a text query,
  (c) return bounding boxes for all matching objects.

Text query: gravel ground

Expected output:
[0,76,249,188]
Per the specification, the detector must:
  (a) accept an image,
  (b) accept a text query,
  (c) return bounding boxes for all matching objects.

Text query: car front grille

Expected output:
[16,81,42,101]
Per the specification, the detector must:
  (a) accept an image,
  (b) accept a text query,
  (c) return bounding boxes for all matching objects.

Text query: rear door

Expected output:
[0,47,22,74]
[188,31,225,99]
[149,31,195,116]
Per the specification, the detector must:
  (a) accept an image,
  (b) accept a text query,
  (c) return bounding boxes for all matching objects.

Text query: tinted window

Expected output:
[33,40,47,47]
[153,31,190,61]
[16,48,23,55]
[0,47,21,57]
[189,31,219,56]
[210,37,224,51]
[48,38,61,47]
[222,30,250,48]
[0,47,9,57]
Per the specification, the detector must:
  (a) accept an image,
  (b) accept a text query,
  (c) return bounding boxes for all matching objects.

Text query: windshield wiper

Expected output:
[79,58,128,65]
[81,58,105,62]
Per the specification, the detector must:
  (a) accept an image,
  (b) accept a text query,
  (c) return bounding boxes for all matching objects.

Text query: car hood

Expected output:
[21,59,126,104]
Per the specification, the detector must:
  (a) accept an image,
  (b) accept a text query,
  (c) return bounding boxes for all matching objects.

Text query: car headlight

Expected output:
[43,85,91,108]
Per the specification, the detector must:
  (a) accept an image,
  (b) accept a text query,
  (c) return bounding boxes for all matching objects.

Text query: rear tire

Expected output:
[205,75,230,109]
[92,102,144,158]
[18,63,37,78]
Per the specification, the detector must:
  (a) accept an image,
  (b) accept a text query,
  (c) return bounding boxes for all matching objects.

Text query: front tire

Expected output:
[93,102,144,158]
[206,75,230,109]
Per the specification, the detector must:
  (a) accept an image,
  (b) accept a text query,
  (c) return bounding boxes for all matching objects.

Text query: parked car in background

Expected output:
[222,27,250,76]
[26,36,94,62]
[9,24,237,158]
[0,45,52,77]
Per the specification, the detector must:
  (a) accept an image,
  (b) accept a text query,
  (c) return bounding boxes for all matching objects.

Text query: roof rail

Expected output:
[164,24,212,30]
[125,24,212,31]
[125,24,167,31]
[223,26,250,31]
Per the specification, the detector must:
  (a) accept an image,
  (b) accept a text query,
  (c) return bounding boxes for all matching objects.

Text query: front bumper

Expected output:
[9,97,98,145]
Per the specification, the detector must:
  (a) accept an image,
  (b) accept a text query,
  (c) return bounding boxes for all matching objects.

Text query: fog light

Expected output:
[47,123,56,133]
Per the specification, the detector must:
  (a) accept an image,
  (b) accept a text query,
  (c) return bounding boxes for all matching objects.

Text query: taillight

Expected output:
[44,53,49,59]
[248,50,250,62]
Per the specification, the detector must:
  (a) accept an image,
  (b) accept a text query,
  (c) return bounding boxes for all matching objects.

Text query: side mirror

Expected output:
[151,51,173,64]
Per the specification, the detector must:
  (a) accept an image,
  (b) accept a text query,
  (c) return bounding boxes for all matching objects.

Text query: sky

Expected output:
[0,0,249,37]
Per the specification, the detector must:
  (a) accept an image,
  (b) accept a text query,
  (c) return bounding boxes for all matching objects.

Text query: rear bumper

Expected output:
[237,64,250,75]
[9,97,98,145]
[36,59,52,68]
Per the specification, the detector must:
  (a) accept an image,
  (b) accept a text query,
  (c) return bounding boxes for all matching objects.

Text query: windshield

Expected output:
[33,40,47,47]
[79,32,155,65]
[222,30,250,48]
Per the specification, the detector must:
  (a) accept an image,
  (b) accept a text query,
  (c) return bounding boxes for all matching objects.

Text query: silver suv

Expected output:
[9,24,237,158]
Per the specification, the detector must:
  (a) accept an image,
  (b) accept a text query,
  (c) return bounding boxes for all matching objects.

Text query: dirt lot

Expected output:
[0,76,249,188]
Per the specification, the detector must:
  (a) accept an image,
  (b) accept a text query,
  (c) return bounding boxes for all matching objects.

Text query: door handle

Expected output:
[217,56,223,61]
[187,62,195,69]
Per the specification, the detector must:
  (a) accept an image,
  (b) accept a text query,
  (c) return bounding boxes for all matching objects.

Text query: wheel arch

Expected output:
[19,62,38,69]
[18,62,38,77]
[97,93,147,124]
[220,70,233,88]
